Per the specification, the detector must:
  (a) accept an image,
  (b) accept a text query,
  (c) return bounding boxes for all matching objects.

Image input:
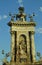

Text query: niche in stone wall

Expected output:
[19,34,27,62]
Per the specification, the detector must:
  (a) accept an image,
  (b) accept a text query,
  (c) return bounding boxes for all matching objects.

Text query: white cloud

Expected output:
[18,0,22,3]
[3,15,8,19]
[36,28,42,33]
[39,7,42,12]
[0,15,8,21]
[18,0,23,7]
[0,60,2,65]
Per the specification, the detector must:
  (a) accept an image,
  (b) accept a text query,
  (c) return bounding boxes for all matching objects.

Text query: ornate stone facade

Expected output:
[7,7,37,65]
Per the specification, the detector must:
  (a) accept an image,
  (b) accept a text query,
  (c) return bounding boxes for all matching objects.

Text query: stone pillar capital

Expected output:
[31,31,35,34]
[10,31,15,34]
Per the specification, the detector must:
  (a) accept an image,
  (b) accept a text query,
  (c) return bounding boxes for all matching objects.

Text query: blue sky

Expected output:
[0,0,42,64]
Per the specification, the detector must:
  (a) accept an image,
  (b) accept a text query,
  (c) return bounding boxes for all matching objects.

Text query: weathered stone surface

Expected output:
[7,7,37,65]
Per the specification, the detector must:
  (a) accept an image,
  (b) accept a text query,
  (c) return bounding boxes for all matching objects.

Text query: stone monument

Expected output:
[8,7,36,65]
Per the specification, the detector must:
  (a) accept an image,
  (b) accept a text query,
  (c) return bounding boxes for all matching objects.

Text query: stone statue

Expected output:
[19,40,26,55]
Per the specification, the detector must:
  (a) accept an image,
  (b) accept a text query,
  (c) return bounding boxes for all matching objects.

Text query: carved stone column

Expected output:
[31,31,36,63]
[10,31,15,62]
[16,32,20,63]
[27,32,31,63]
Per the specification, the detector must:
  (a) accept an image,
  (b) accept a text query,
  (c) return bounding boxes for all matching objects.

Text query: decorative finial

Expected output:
[2,50,4,54]
[18,7,24,13]
[29,12,35,22]
[15,7,26,21]
[9,13,15,21]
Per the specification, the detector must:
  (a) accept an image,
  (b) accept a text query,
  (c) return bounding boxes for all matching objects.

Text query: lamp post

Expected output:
[2,50,10,65]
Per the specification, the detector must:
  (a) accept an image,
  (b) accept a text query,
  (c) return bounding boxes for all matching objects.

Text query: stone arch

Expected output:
[19,34,26,43]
